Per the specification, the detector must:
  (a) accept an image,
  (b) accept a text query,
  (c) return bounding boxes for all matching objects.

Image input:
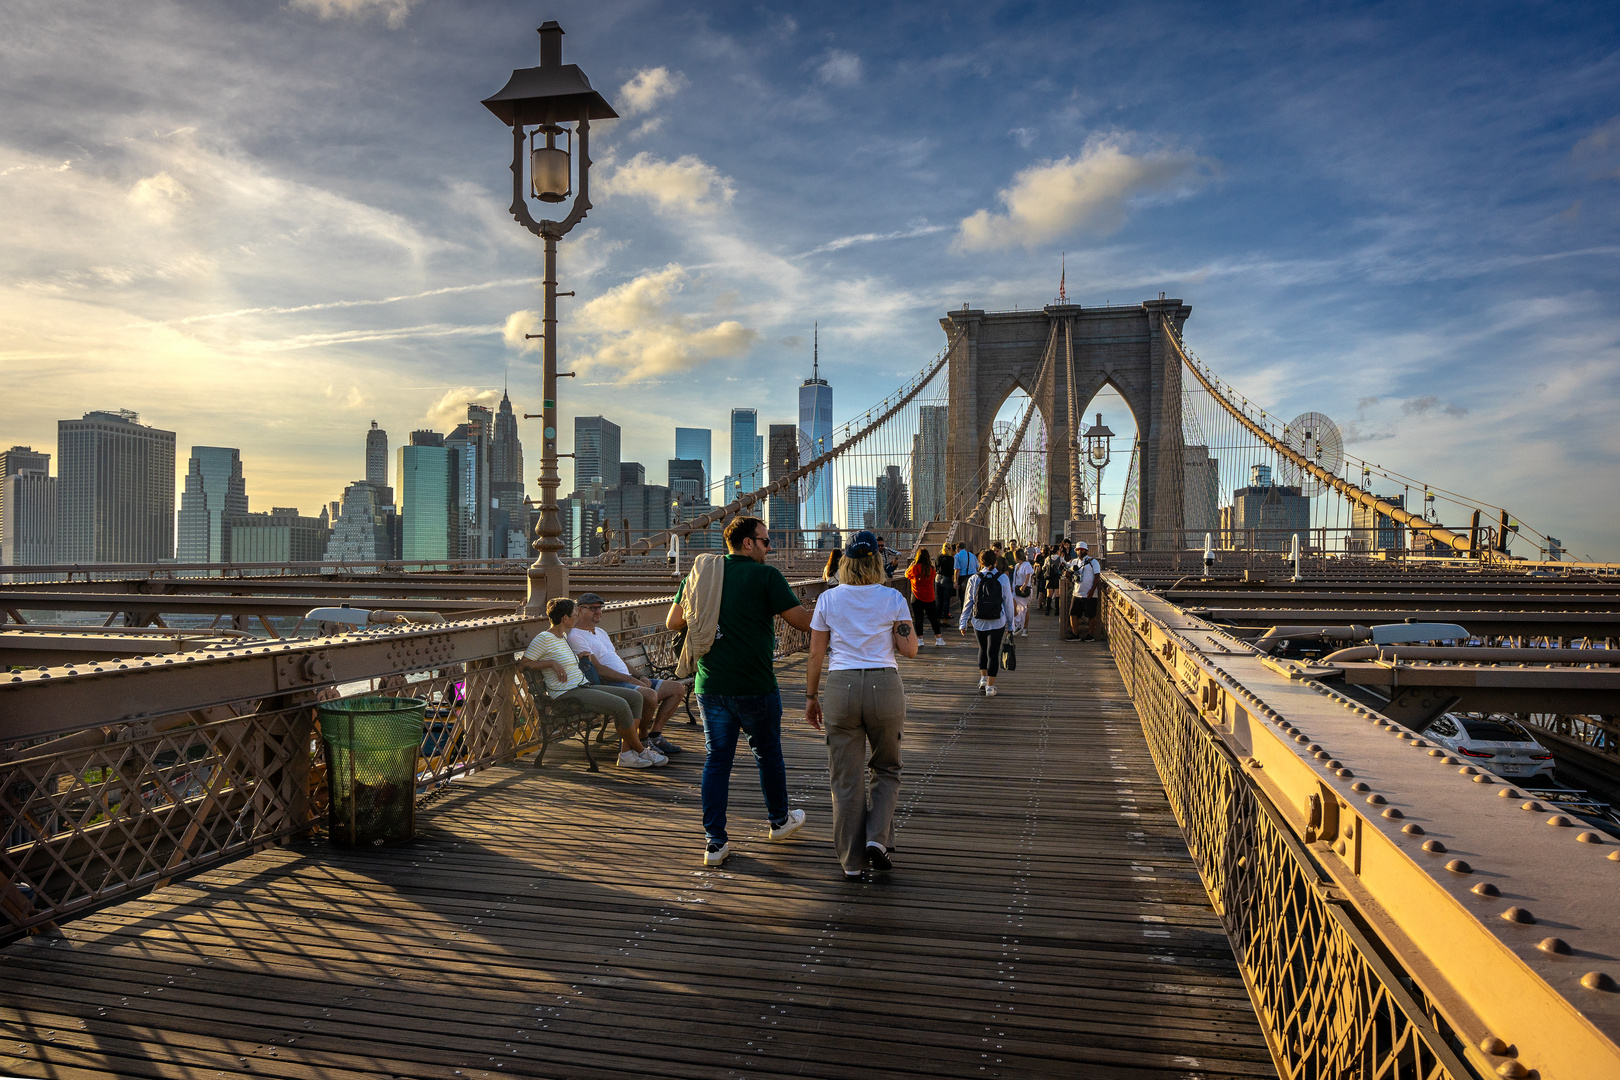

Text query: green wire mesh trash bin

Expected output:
[317,696,424,846]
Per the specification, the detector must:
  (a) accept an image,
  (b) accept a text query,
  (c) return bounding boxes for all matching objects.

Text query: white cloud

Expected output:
[617,67,686,116]
[572,265,758,382]
[818,50,861,87]
[956,134,1210,251]
[128,172,191,223]
[424,388,500,432]
[603,152,735,214]
[503,309,543,353]
[288,0,416,29]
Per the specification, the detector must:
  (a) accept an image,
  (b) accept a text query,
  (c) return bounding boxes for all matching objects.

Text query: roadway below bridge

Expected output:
[0,623,1273,1079]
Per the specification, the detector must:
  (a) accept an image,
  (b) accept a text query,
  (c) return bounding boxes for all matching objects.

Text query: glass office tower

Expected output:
[177,446,249,563]
[399,437,454,561]
[798,333,833,545]
[728,409,762,497]
[674,428,711,498]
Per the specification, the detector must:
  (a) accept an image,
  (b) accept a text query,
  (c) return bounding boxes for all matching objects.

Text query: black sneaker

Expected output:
[650,734,684,754]
[866,842,893,872]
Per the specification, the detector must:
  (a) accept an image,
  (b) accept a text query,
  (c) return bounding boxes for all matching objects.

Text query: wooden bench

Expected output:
[519,670,604,771]
[591,633,696,743]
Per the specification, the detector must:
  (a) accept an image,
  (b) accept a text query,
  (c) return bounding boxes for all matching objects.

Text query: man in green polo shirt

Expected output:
[668,515,814,866]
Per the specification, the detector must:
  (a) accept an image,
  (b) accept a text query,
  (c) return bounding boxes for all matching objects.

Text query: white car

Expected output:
[1421,713,1556,782]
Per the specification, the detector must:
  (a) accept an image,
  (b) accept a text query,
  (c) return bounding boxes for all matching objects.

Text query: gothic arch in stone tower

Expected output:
[940,298,1191,543]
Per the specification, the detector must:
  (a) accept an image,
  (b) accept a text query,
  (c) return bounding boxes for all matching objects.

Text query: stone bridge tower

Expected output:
[940,298,1192,544]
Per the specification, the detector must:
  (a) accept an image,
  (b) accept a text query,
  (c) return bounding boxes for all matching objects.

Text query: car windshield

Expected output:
[1459,719,1529,743]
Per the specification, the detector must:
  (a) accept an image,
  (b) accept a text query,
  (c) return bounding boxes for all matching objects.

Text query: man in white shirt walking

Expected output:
[1068,542,1103,642]
[568,592,688,756]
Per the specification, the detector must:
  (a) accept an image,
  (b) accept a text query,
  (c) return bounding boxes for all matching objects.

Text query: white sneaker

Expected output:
[767,808,806,841]
[617,749,653,769]
[985,685,998,697]
[977,676,987,693]
[1021,628,1028,637]
[934,636,945,647]
[639,746,669,767]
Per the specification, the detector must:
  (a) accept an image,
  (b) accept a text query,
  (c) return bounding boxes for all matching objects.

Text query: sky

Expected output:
[3,0,1619,558]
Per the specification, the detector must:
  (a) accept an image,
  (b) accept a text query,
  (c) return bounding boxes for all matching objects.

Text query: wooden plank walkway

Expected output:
[0,616,1275,1080]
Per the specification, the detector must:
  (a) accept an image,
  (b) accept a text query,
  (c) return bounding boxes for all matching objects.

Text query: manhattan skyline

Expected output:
[2,2,1618,557]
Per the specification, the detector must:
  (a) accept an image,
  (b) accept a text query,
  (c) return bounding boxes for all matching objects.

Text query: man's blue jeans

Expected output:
[697,691,789,846]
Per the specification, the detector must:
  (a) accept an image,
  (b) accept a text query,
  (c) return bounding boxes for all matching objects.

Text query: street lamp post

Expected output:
[1081,412,1114,527]
[483,21,617,615]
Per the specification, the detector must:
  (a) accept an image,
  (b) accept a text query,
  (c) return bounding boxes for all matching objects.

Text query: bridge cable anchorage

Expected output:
[594,328,968,565]
[968,319,1062,527]
[1164,323,1496,558]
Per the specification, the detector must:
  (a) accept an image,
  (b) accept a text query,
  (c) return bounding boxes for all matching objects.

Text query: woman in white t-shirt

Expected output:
[1010,550,1036,637]
[804,529,918,880]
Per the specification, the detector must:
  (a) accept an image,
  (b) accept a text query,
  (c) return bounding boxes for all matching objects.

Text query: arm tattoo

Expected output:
[896,624,911,638]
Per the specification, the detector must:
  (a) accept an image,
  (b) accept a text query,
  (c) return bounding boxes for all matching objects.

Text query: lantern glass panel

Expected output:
[531,145,571,202]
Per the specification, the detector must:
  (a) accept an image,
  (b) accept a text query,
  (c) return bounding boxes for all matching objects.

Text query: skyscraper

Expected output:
[0,446,50,556]
[574,416,621,490]
[365,421,388,490]
[846,485,876,530]
[323,481,392,566]
[875,465,911,531]
[668,458,706,500]
[911,405,949,524]
[620,461,646,486]
[491,389,525,486]
[767,423,800,546]
[225,508,327,564]
[398,436,455,561]
[728,408,762,496]
[445,406,492,559]
[799,328,834,539]
[57,410,176,563]
[1182,444,1219,539]
[1,468,55,568]
[674,428,711,497]
[177,446,249,563]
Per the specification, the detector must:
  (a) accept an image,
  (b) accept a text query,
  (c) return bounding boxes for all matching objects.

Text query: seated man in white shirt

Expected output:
[568,591,688,756]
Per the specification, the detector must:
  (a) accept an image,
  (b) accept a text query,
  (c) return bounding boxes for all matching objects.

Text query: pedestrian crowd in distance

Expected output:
[519,516,1106,879]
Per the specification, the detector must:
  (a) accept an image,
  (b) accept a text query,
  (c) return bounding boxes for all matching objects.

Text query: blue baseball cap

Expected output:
[844,529,879,557]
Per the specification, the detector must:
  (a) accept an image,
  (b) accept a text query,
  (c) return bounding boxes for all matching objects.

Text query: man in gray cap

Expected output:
[569,591,689,756]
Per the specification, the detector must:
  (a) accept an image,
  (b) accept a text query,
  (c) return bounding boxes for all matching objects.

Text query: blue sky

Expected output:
[3,0,1618,557]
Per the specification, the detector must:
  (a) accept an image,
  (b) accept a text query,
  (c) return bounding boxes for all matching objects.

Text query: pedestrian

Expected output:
[666,515,815,867]
[877,536,897,577]
[520,597,666,769]
[804,530,917,880]
[934,543,955,627]
[1011,549,1035,636]
[568,592,686,756]
[904,546,945,645]
[958,547,1015,696]
[953,540,979,587]
[1069,541,1103,642]
[822,548,842,586]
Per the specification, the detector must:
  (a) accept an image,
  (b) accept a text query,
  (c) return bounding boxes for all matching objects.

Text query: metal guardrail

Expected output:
[1104,574,1620,1080]
[1,581,824,943]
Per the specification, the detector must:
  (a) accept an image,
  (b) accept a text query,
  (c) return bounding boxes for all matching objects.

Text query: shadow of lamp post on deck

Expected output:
[482,20,618,615]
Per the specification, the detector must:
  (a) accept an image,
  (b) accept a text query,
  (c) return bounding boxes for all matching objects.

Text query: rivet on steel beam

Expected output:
[1428,749,1446,757]
[1422,839,1447,854]
[1366,794,1387,805]
[1351,782,1371,793]
[1459,767,1479,776]
[1471,881,1500,897]
[1479,1035,1511,1057]
[1294,734,1310,744]
[1501,906,1535,924]
[1381,807,1404,819]
[1327,759,1342,769]
[1445,859,1472,874]
[1473,774,1493,784]
[1576,831,1604,844]
[1546,815,1574,827]
[1520,800,1544,812]
[1336,768,1355,778]
[1583,971,1618,991]
[1608,850,1620,862]
[1538,937,1572,954]
[1411,739,1427,747]
[1314,750,1331,760]
[1494,1062,1529,1079]
[1498,788,1521,799]
[1335,840,1347,856]
[1403,823,1426,836]
[1307,743,1323,753]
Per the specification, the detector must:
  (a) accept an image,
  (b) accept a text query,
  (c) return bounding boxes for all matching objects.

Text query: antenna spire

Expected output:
[813,322,818,381]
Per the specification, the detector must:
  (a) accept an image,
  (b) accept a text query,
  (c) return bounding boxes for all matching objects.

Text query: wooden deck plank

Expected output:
[1,619,1275,1079]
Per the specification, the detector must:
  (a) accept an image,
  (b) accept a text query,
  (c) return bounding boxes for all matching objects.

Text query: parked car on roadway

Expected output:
[1422,713,1556,782]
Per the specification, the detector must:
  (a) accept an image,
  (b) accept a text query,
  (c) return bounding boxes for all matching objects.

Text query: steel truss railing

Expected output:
[1104,575,1620,1080]
[1,583,822,943]
[1109,600,1472,1080]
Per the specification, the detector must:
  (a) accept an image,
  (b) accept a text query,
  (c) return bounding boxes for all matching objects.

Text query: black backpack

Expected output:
[973,570,1004,621]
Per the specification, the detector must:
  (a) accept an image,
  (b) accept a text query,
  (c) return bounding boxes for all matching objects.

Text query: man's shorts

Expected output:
[1070,596,1099,619]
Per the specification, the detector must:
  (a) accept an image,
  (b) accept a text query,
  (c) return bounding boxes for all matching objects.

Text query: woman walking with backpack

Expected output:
[957,547,1015,696]
[805,530,918,880]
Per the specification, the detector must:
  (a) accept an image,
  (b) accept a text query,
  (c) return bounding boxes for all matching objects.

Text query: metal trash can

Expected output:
[317,696,424,846]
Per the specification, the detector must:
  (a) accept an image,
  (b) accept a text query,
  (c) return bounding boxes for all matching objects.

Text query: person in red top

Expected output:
[904,548,944,646]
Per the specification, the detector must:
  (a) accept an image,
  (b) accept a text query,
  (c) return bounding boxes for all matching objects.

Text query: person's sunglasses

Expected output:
[753,532,772,546]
